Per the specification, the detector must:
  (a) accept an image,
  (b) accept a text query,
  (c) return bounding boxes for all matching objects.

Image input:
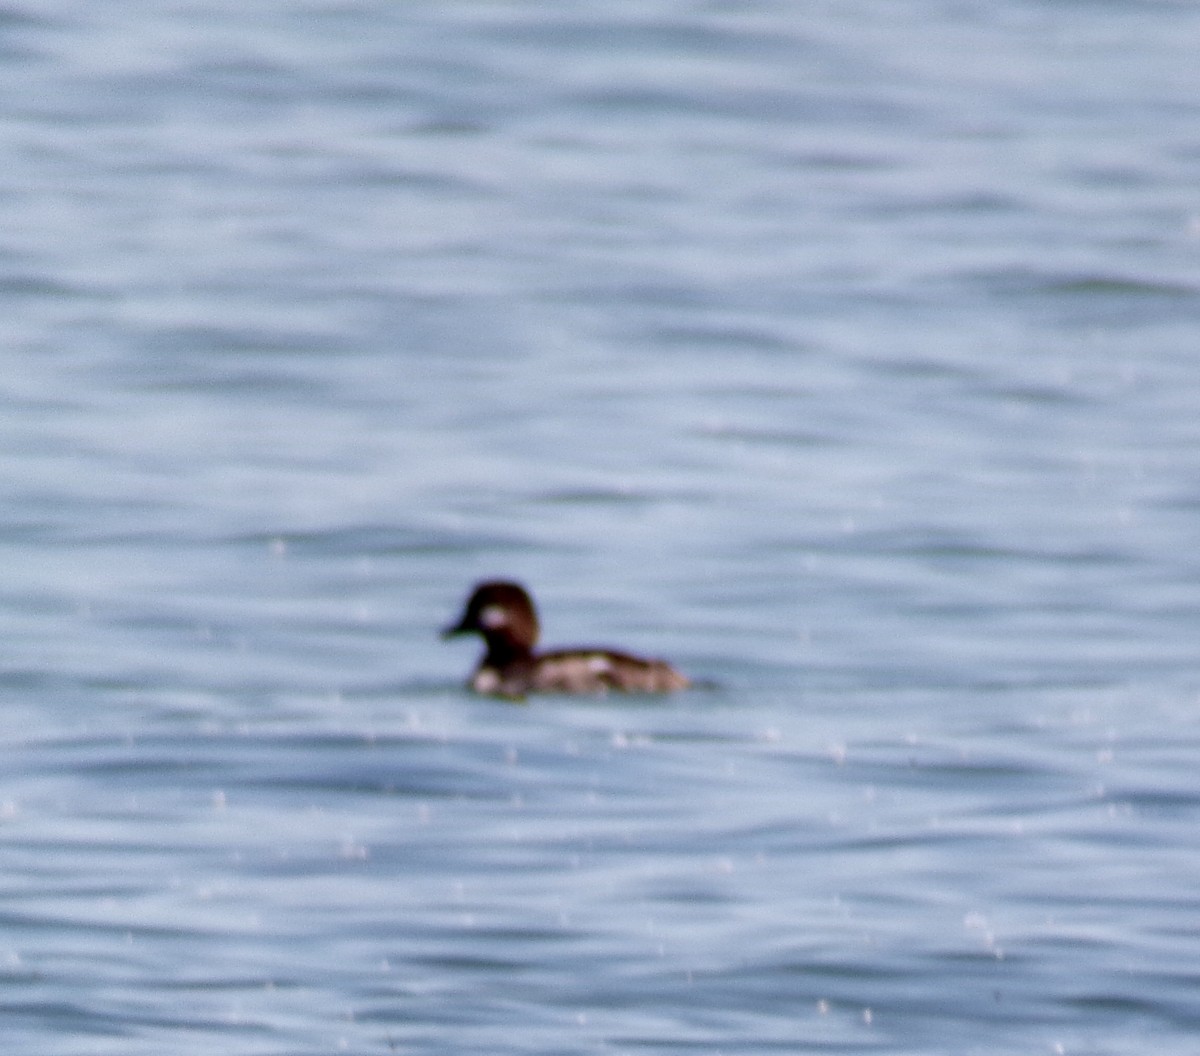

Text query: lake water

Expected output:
[2,2,1200,1054]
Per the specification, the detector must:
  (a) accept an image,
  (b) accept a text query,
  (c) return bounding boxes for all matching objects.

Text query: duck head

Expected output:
[442,580,541,659]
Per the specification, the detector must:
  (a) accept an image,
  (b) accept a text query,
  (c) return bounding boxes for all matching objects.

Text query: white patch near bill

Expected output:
[479,605,508,629]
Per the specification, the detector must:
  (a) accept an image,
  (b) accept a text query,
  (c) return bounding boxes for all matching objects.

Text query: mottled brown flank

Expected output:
[529,650,690,694]
[444,580,689,699]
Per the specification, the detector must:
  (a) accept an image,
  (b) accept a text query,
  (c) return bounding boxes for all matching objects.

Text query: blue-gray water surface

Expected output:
[2,2,1200,1054]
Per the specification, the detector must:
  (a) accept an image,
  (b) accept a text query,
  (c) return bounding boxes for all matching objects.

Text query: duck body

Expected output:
[443,581,689,699]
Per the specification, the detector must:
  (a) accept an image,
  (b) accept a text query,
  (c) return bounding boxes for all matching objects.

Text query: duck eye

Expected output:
[479,604,508,629]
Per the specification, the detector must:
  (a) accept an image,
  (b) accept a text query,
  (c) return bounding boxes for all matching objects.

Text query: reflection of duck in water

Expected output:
[443,581,690,699]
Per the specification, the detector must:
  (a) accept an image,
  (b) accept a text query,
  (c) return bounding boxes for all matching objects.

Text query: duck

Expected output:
[442,580,690,698]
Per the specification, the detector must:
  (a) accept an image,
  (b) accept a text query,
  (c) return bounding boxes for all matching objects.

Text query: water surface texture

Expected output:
[2,3,1200,1054]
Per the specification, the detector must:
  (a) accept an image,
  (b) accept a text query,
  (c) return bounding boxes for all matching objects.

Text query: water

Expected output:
[2,1,1200,1053]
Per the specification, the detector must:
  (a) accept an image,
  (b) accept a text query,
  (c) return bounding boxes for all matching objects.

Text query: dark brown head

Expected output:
[442,580,541,658]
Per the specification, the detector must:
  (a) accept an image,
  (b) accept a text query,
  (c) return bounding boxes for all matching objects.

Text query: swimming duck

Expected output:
[443,580,690,698]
